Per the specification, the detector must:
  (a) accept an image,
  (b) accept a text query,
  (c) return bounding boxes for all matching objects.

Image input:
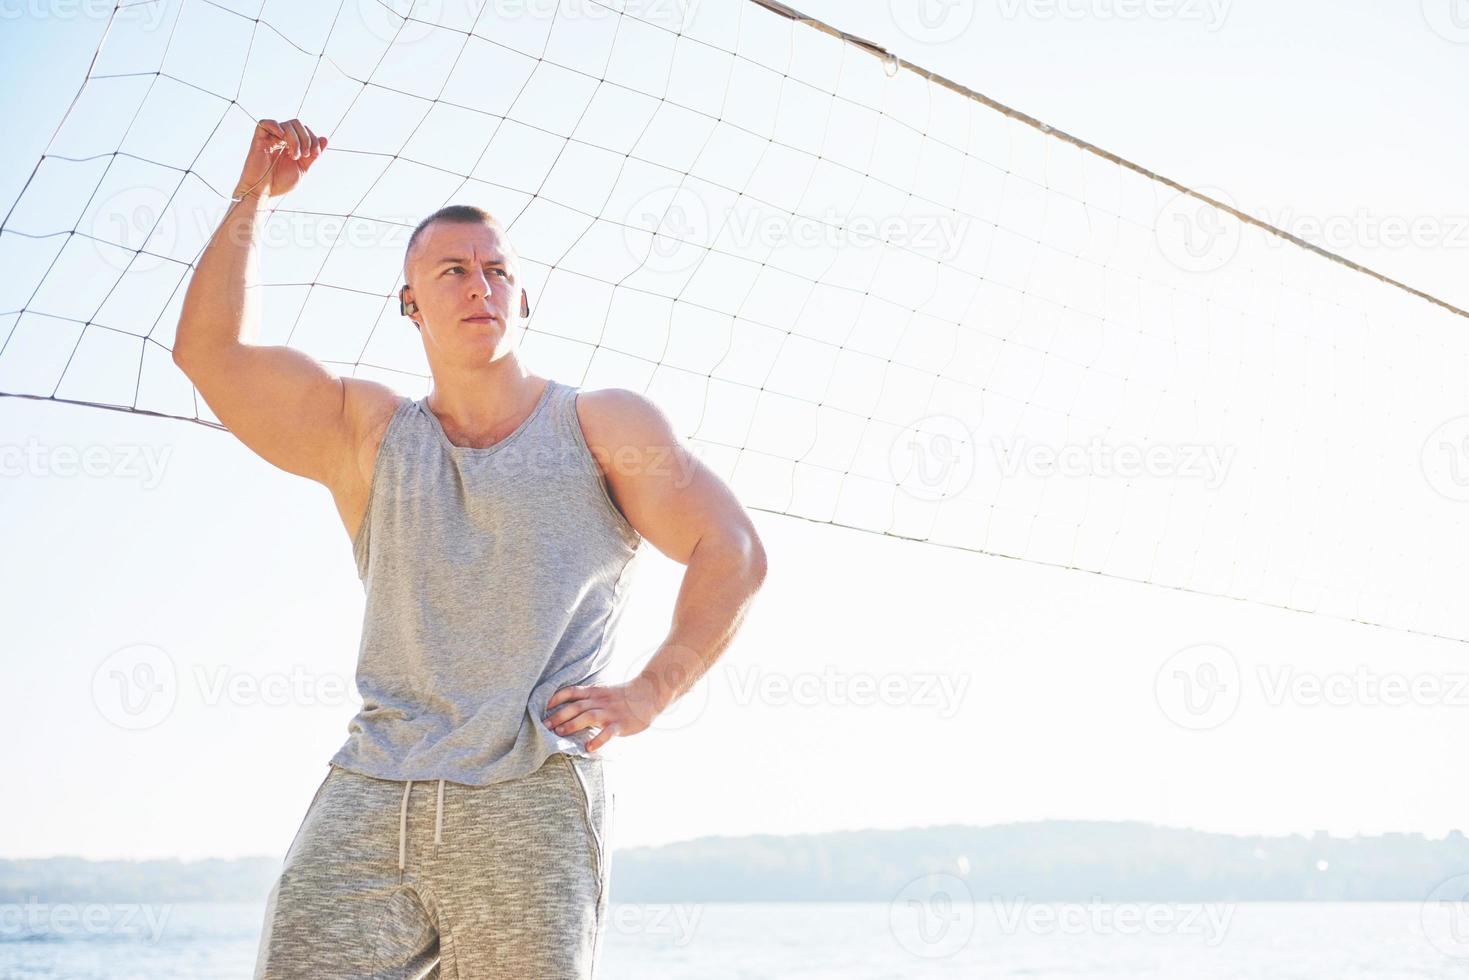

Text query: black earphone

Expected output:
[398,285,531,319]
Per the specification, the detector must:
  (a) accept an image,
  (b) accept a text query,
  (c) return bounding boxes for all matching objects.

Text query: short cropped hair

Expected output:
[402,204,508,280]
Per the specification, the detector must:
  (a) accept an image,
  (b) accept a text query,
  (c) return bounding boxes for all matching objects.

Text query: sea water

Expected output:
[0,900,1457,978]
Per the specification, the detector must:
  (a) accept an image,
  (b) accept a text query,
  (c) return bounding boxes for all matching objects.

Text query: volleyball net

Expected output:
[3,0,1468,642]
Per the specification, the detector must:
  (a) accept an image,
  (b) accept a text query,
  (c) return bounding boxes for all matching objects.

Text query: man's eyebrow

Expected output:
[435,256,508,266]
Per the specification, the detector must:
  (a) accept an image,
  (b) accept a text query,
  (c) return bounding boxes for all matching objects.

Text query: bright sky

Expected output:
[3,0,1468,861]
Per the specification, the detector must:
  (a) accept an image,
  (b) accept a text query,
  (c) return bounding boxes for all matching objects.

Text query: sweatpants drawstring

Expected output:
[398,778,448,884]
[398,780,412,884]
[435,779,445,848]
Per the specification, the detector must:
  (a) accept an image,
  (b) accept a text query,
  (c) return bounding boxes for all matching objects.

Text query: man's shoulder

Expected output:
[571,386,669,448]
[343,376,409,437]
[338,377,410,485]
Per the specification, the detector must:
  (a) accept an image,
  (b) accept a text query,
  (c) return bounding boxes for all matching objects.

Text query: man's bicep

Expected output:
[593,391,757,565]
[178,342,353,486]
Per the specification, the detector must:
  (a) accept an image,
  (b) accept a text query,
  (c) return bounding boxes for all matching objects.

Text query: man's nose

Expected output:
[465,267,491,298]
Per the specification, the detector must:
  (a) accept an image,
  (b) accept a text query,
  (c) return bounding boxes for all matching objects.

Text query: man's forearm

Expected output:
[173,193,267,360]
[637,530,767,715]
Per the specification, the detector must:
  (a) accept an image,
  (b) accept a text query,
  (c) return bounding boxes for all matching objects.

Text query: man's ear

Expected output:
[520,289,531,319]
[399,284,418,317]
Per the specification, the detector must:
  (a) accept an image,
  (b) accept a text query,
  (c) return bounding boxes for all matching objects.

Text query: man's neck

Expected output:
[425,364,548,446]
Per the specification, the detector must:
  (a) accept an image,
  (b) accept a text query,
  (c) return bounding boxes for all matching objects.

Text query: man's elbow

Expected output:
[171,327,209,372]
[735,526,768,591]
[694,523,767,588]
[751,537,768,586]
[172,343,199,382]
[171,334,191,369]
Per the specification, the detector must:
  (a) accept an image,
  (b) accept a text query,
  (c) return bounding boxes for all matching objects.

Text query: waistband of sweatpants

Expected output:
[373,754,598,884]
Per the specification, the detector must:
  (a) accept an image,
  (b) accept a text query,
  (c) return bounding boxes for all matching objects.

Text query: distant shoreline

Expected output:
[5,820,1467,904]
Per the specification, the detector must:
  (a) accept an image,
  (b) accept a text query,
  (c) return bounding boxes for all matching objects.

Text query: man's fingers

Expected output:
[551,706,611,735]
[550,708,590,731]
[299,127,325,170]
[586,722,619,753]
[545,684,612,730]
[284,119,309,159]
[256,118,287,145]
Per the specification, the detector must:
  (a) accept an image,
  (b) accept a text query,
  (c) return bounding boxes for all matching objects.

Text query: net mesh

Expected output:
[4,0,1469,642]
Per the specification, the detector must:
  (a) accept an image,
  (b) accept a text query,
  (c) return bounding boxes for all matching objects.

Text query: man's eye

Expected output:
[446,266,463,275]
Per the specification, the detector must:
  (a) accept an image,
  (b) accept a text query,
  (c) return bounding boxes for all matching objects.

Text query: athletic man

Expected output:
[173,117,768,978]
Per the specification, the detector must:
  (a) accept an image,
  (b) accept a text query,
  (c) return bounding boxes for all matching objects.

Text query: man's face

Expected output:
[403,220,525,361]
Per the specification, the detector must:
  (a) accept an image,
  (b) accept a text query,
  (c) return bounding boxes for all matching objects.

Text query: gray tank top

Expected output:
[330,377,644,785]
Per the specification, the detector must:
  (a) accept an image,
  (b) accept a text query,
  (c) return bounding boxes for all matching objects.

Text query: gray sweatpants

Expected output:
[253,753,612,979]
